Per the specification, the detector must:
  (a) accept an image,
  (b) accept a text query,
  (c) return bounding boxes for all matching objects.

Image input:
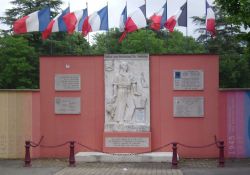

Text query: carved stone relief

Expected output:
[104,54,150,132]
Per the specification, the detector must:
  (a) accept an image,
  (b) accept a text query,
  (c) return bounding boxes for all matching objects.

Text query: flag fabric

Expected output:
[150,2,167,31]
[206,1,216,37]
[42,7,70,40]
[82,6,108,36]
[13,8,50,34]
[119,5,127,32]
[63,8,88,34]
[178,2,187,27]
[119,4,147,42]
[165,2,187,32]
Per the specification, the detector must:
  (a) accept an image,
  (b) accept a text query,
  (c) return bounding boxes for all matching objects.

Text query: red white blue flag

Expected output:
[42,7,70,40]
[206,1,216,37]
[119,4,147,42]
[165,2,187,32]
[63,8,88,34]
[150,2,167,31]
[82,6,108,36]
[13,8,50,34]
[119,5,127,32]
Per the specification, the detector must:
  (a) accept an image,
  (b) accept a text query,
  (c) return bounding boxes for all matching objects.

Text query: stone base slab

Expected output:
[75,152,176,162]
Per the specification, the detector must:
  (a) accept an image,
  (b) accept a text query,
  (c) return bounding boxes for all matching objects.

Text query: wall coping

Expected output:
[40,54,219,57]
[219,88,250,91]
[0,89,40,92]
[1,89,250,92]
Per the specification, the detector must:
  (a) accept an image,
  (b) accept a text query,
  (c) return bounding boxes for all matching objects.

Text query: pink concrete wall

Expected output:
[219,91,250,158]
[40,56,104,157]
[32,91,41,158]
[39,55,219,158]
[150,55,219,158]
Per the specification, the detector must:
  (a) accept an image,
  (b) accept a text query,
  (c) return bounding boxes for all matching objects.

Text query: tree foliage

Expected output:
[193,5,250,88]
[0,36,38,89]
[215,0,250,28]
[92,28,205,54]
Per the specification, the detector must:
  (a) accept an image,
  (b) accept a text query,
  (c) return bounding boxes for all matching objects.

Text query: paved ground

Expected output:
[0,158,250,175]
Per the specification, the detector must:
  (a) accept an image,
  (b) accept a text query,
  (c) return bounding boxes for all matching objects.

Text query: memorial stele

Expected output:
[104,54,150,132]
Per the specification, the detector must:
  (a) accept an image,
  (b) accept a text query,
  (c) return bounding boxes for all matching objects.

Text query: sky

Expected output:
[0,0,214,37]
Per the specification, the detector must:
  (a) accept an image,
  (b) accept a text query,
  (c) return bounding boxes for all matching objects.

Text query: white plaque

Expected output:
[105,137,149,147]
[174,97,204,117]
[55,74,81,91]
[55,97,81,114]
[173,70,204,90]
[104,54,150,132]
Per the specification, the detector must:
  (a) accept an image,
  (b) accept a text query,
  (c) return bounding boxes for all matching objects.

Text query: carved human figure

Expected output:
[110,61,141,123]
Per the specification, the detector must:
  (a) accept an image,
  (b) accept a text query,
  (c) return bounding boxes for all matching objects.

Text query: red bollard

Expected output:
[218,141,225,167]
[172,142,178,169]
[24,141,31,167]
[69,141,76,167]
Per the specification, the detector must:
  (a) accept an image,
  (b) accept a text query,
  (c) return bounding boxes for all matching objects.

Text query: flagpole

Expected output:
[68,0,72,54]
[125,0,128,43]
[185,0,188,53]
[186,0,188,37]
[144,0,148,54]
[106,1,110,53]
[86,1,90,47]
[205,0,208,49]
[165,0,168,54]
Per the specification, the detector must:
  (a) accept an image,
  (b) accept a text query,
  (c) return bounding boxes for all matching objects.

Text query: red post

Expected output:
[69,141,76,167]
[218,141,225,167]
[24,141,31,167]
[172,142,178,169]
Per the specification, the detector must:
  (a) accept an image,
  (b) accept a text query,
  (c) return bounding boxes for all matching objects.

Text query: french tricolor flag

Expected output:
[119,5,127,32]
[13,8,50,34]
[119,4,147,42]
[63,8,88,34]
[42,7,70,40]
[165,2,187,32]
[82,6,108,37]
[150,2,167,31]
[206,1,216,37]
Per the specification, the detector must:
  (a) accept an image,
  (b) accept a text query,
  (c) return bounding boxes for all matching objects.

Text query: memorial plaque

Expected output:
[55,97,81,114]
[55,74,81,91]
[174,97,204,117]
[173,70,204,90]
[105,137,149,147]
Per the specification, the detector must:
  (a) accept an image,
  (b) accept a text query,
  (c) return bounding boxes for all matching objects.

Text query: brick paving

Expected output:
[54,163,183,175]
[1,158,250,175]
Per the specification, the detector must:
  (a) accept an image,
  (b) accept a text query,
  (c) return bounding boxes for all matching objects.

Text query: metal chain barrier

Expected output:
[39,141,70,148]
[24,136,225,168]
[30,136,44,147]
[177,142,217,149]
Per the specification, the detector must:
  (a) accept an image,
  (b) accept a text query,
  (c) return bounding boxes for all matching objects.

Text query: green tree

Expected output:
[92,28,205,54]
[120,29,165,54]
[0,36,38,89]
[215,0,250,28]
[193,6,250,88]
[40,33,91,56]
[159,31,205,54]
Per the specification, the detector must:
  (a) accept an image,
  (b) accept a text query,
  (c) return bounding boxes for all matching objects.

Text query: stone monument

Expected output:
[103,54,151,153]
